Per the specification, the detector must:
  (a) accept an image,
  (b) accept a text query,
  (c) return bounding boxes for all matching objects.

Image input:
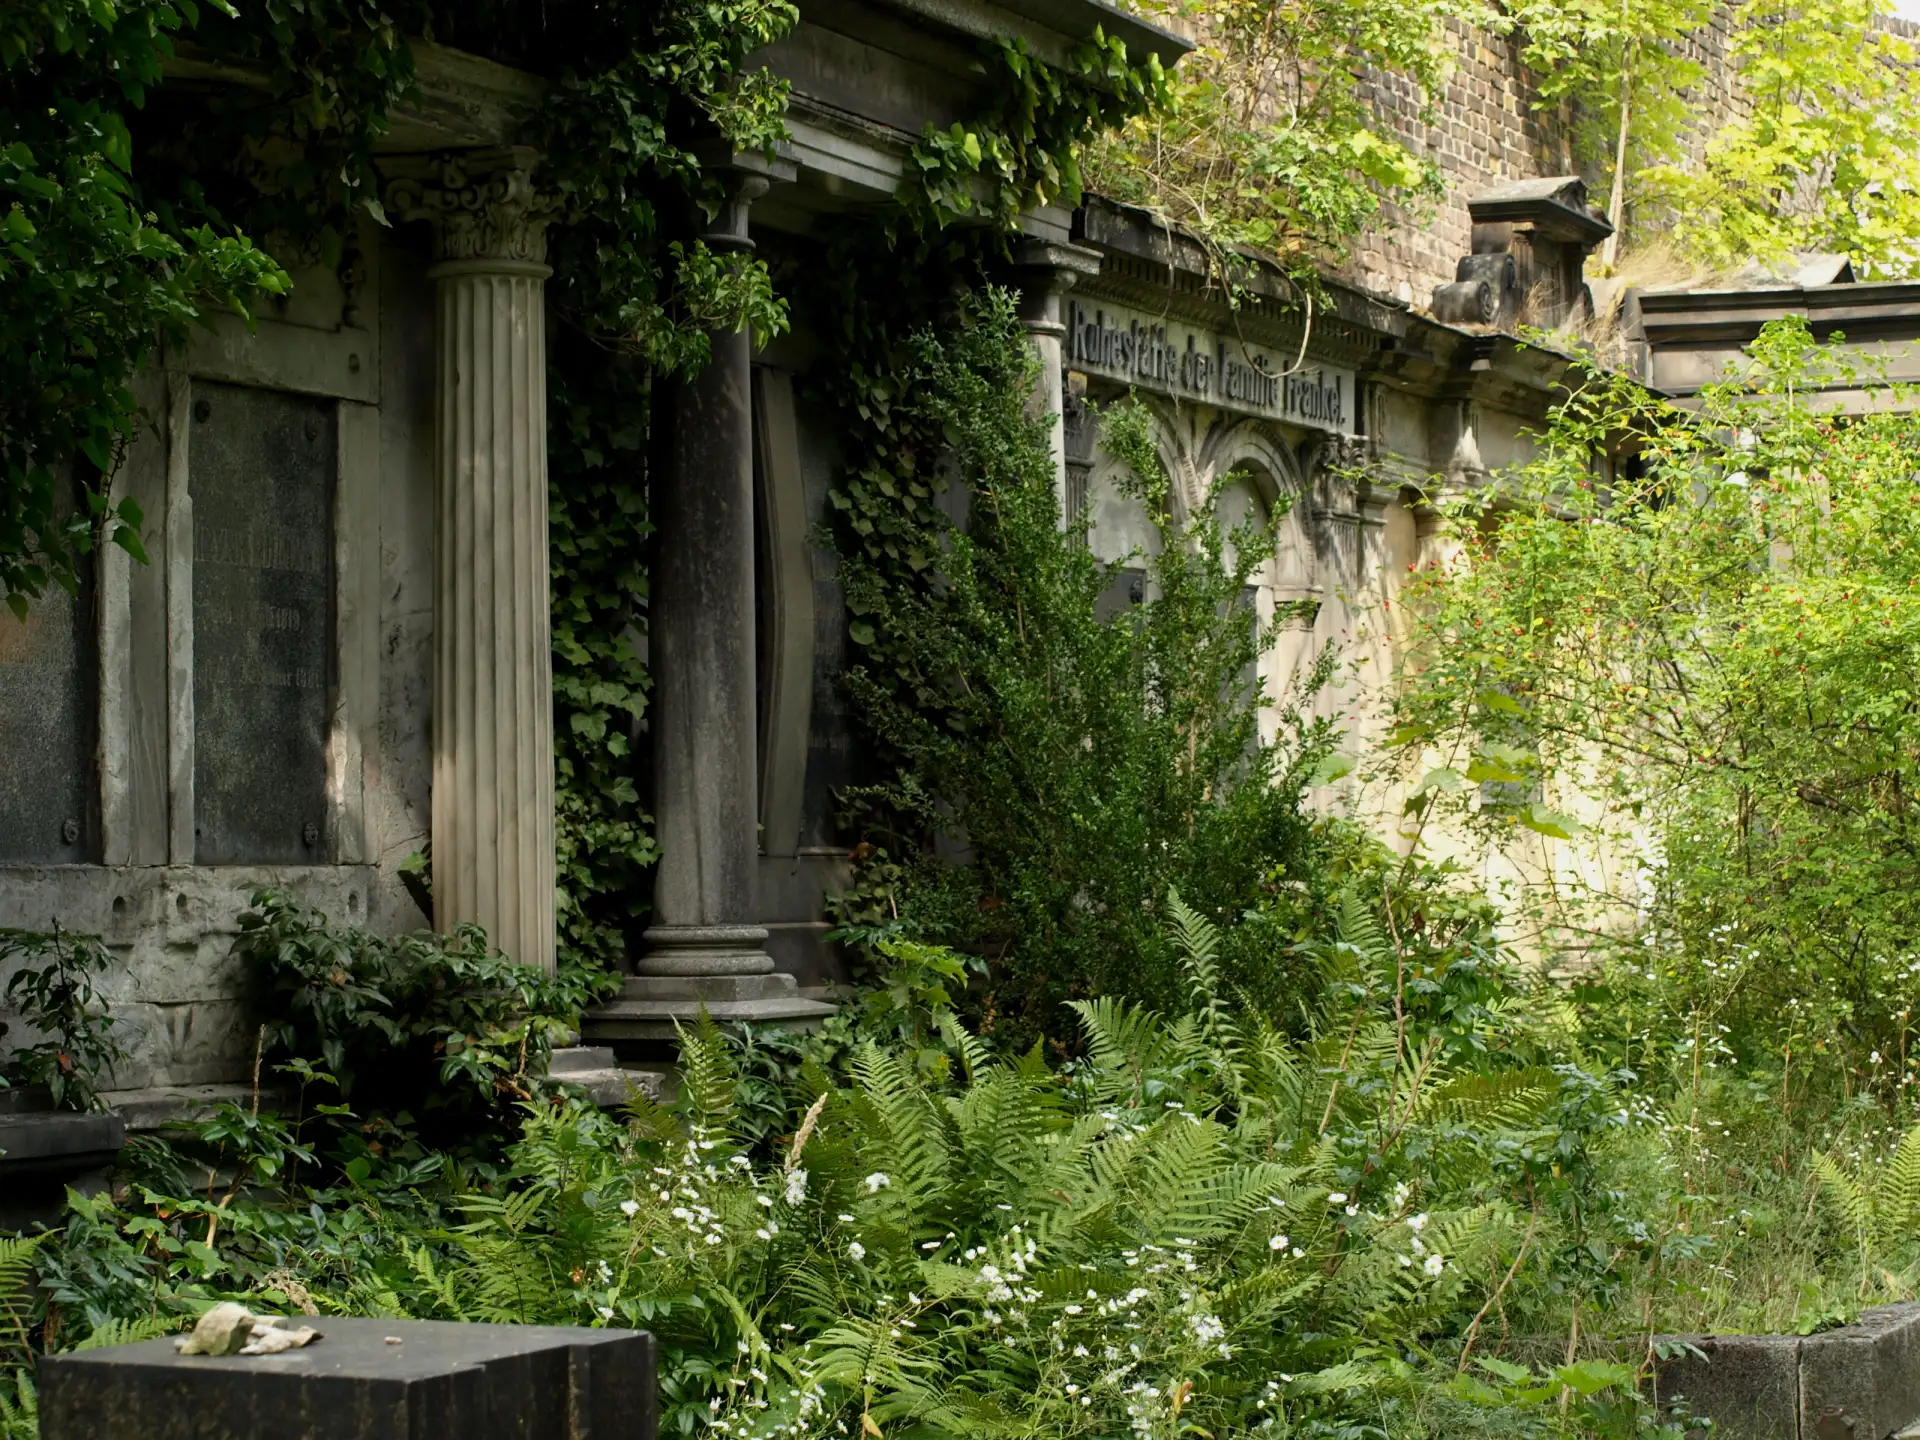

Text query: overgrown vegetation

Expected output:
[835,295,1336,1042]
[1083,0,1461,267]
[11,313,1920,1440]
[0,928,122,1112]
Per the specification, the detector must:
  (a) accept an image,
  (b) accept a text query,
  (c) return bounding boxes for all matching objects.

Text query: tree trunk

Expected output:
[1602,35,1637,271]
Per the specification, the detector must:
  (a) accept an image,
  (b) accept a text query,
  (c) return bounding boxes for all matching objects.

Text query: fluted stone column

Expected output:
[586,161,831,1044]
[1012,240,1102,524]
[388,148,559,973]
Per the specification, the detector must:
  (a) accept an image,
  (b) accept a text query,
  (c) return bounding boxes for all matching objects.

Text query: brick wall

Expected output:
[1345,14,1751,303]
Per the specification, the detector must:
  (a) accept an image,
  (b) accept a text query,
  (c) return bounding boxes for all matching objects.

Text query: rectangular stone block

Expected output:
[190,381,335,865]
[1803,1305,1920,1440]
[39,1316,656,1440]
[0,476,95,864]
[1651,1334,1800,1440]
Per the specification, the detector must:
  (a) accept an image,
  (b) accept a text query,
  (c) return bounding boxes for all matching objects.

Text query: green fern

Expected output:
[71,1315,172,1351]
[1814,1127,1920,1256]
[0,1235,45,1360]
[1167,889,1247,1097]
[0,1369,34,1440]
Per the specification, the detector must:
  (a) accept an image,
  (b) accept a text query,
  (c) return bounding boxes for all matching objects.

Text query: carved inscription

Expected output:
[1067,301,1357,436]
[190,382,334,864]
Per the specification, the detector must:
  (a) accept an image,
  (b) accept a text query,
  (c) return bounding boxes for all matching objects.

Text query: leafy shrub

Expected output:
[0,926,124,1111]
[1394,319,1920,1086]
[837,292,1337,1043]
[233,890,579,1151]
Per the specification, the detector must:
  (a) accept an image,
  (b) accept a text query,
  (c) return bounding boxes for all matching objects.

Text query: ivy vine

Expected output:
[813,31,1169,915]
[2,1,1165,981]
[1,0,791,978]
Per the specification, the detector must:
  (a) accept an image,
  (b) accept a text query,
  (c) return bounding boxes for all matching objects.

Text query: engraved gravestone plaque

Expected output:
[0,481,95,863]
[191,383,334,864]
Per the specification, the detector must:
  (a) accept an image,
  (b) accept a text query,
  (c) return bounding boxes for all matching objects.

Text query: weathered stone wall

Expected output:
[0,225,438,1098]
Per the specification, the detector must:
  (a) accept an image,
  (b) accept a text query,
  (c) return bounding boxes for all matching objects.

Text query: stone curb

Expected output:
[1651,1303,1920,1440]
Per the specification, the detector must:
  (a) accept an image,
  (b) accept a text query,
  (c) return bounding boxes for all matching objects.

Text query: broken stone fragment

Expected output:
[174,1304,324,1356]
[175,1302,255,1356]
[239,1323,321,1355]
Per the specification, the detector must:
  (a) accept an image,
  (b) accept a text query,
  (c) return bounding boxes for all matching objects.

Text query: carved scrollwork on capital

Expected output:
[384,146,560,266]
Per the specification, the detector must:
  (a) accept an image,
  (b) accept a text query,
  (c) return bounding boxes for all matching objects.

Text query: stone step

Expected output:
[545,1045,619,1076]
[541,1047,664,1108]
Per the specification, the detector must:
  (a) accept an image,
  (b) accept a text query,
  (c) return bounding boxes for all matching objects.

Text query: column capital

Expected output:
[384,146,560,268]
[1011,239,1102,338]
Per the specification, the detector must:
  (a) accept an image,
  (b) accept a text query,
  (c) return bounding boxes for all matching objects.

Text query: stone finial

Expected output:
[383,146,560,266]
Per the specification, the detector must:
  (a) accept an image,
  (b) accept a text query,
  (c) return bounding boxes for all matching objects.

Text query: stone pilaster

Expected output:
[585,161,831,1045]
[387,147,559,973]
[1012,240,1102,524]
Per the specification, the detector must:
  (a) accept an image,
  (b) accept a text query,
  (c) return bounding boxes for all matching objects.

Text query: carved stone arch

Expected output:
[1082,392,1186,572]
[1198,420,1317,603]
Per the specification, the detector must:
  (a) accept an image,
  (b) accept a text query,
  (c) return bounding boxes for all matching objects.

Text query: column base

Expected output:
[636,924,775,976]
[581,971,838,1044]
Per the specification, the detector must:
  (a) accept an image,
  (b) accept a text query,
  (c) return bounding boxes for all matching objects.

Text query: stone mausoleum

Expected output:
[0,0,1625,1123]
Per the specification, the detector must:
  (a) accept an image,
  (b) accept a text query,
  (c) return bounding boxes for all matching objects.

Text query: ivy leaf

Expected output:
[1516,804,1582,840]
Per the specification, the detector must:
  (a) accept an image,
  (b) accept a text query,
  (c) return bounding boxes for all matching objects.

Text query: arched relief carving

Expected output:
[1194,419,1317,616]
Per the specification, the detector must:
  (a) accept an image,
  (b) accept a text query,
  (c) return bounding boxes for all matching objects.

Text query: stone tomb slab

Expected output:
[0,477,95,863]
[38,1315,657,1440]
[190,381,335,865]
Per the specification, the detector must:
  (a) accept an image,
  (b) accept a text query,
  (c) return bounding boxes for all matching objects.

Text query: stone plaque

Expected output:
[190,383,334,865]
[1067,300,1357,435]
[0,480,96,863]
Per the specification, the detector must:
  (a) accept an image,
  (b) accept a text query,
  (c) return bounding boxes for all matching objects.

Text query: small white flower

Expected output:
[1269,1234,1289,1251]
[620,1199,640,1217]
[864,1173,891,1193]
[1327,1192,1348,1205]
[1292,1248,1305,1259]
[784,1170,808,1206]
[848,1241,867,1261]
[838,1212,856,1223]
[1423,1253,1445,1277]
[1407,1212,1428,1233]
[1398,1254,1412,1268]
[1344,1205,1359,1217]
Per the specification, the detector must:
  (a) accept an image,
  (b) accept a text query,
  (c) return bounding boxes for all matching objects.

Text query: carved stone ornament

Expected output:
[383,146,560,266]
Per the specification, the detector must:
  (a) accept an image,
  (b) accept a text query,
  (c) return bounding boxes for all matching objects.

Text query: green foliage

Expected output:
[1,1,804,974]
[0,926,124,1111]
[1082,0,1470,265]
[1812,1120,1920,1292]
[835,291,1336,1041]
[232,890,577,1148]
[1395,316,1920,1097]
[14,896,1660,1439]
[1638,0,1920,274]
[528,0,795,972]
[903,33,1168,231]
[1503,0,1712,257]
[0,0,288,618]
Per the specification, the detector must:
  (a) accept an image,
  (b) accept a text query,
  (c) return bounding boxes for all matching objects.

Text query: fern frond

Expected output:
[675,1011,739,1142]
[1167,889,1246,1097]
[72,1315,172,1351]
[0,1235,46,1357]
[0,1368,36,1440]
[938,1011,997,1085]
[1337,884,1392,973]
[1814,1150,1873,1236]
[1411,1068,1558,1129]
[1880,1124,1920,1237]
